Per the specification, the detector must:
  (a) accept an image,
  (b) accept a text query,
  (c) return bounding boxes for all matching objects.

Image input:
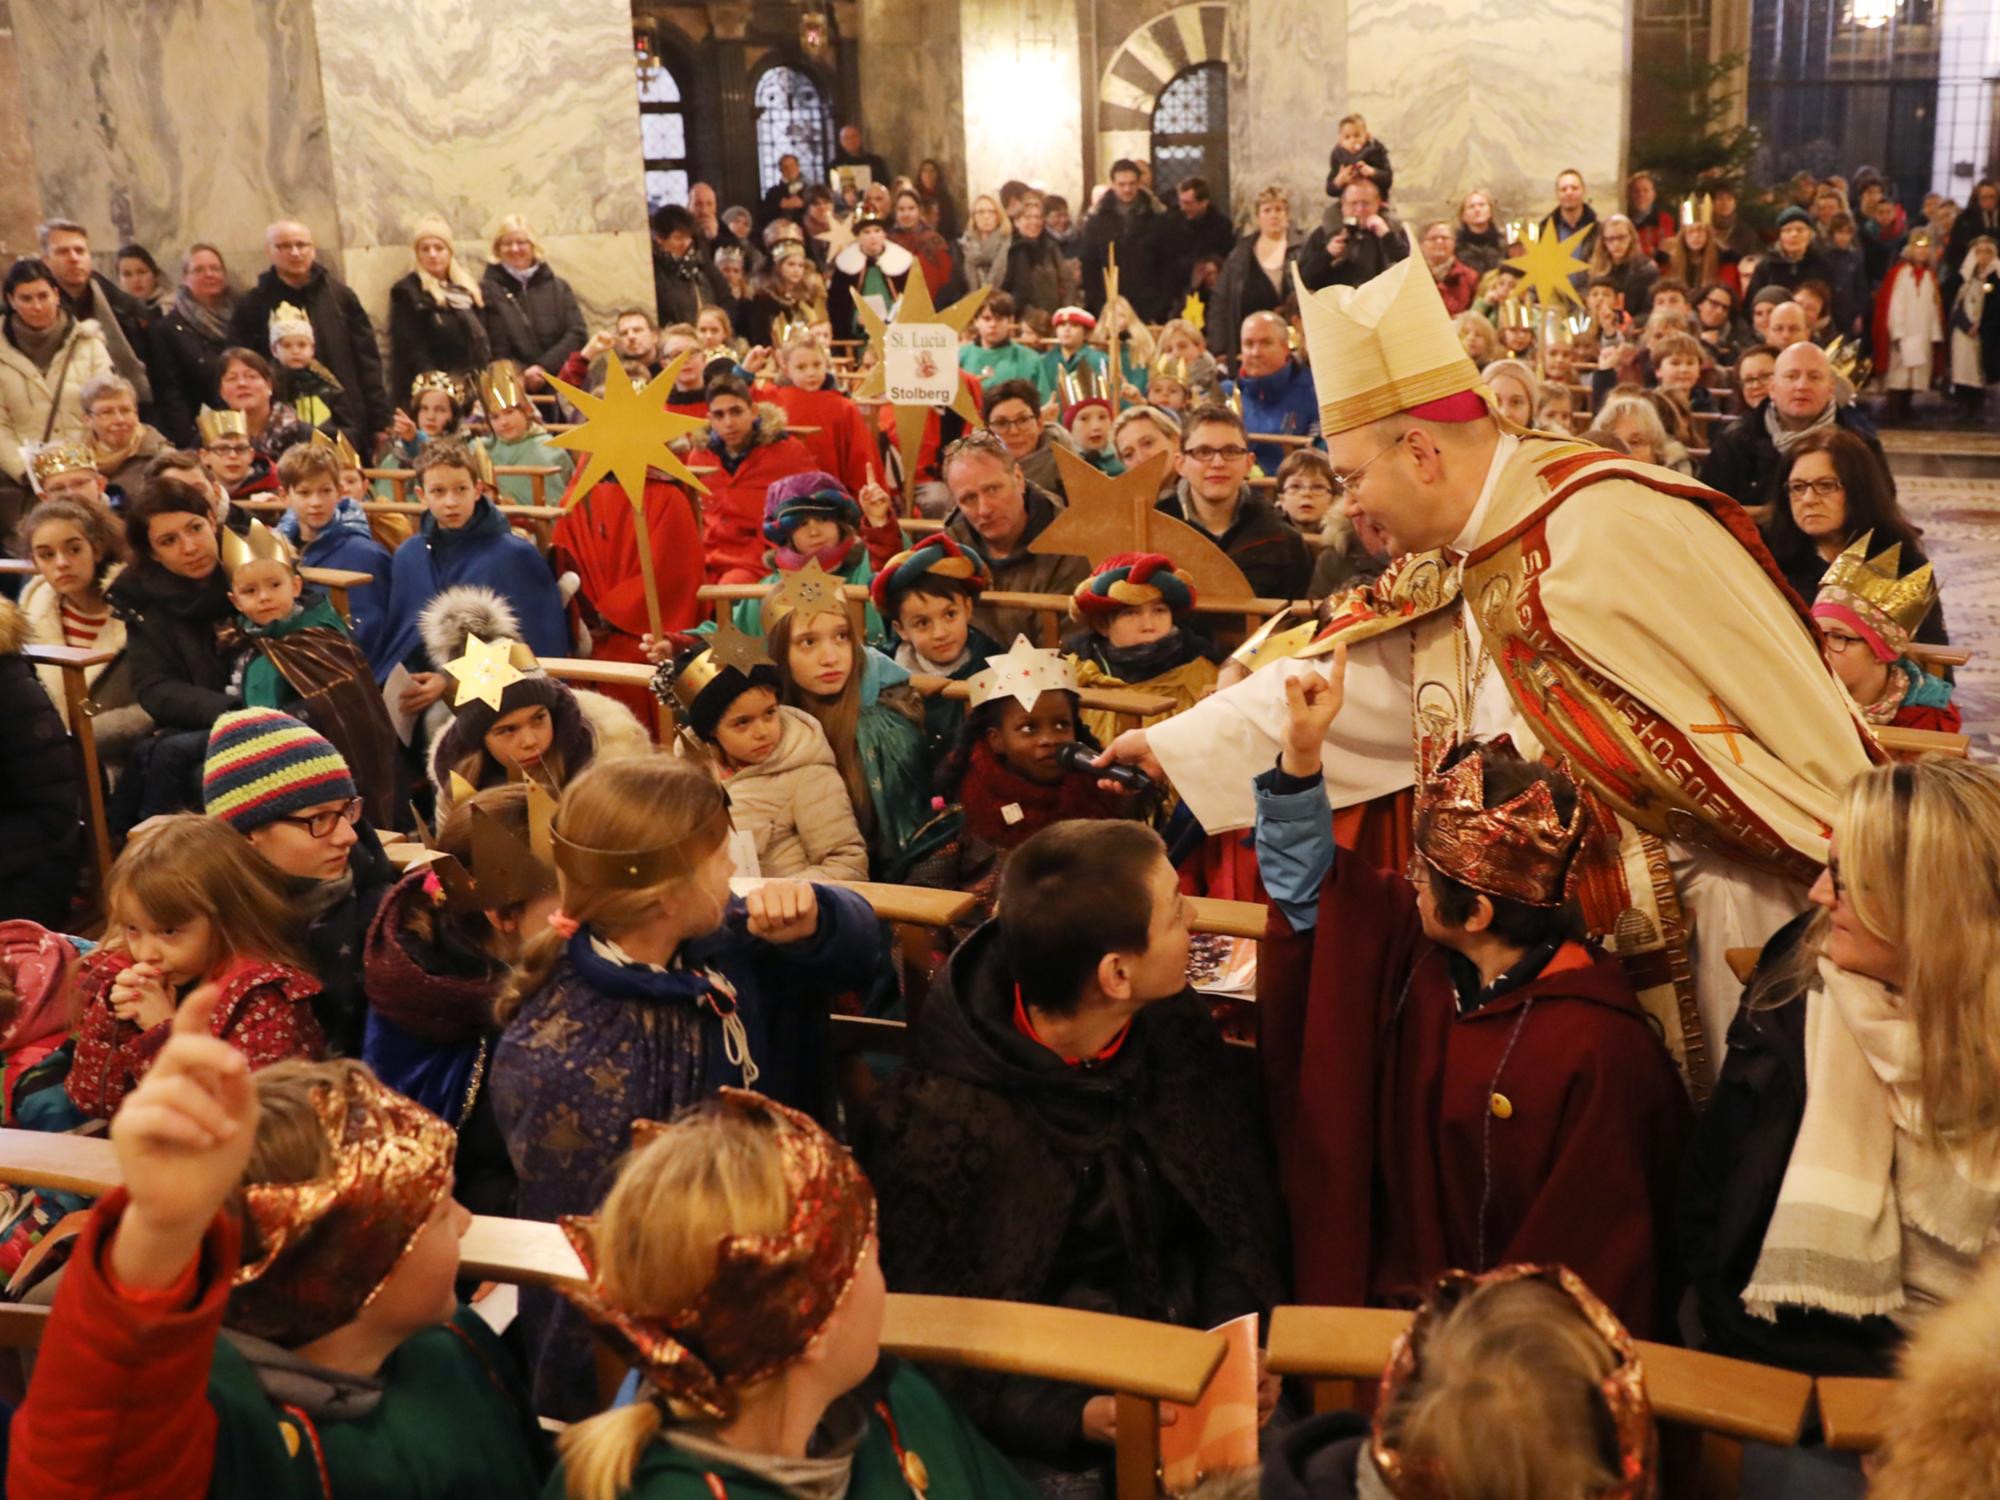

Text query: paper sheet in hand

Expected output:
[382,664,418,746]
[1160,1313,1261,1493]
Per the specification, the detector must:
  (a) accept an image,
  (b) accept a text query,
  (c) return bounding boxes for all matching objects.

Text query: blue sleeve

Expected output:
[1253,762,1336,934]
[771,883,884,984]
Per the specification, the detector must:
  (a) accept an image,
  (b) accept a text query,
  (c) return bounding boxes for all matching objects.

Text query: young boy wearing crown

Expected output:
[476,360,574,506]
[197,405,279,507]
[1250,651,1691,1336]
[1811,532,1959,732]
[9,995,550,1498]
[268,300,347,436]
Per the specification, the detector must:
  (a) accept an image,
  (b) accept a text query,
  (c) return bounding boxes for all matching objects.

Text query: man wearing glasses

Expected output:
[1701,341,1886,524]
[1158,404,1312,600]
[1101,256,1874,1085]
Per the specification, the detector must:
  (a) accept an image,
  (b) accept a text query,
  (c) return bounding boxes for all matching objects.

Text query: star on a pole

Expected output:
[707,620,774,675]
[545,351,711,510]
[1029,446,1258,601]
[1504,224,1594,308]
[443,633,526,712]
[816,214,857,263]
[853,273,989,498]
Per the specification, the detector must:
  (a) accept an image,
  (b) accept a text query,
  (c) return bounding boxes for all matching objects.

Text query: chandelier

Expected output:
[800,8,830,53]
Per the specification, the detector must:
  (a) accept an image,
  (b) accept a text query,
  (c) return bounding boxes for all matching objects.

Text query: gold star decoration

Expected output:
[545,351,711,510]
[1029,446,1257,601]
[853,272,989,500]
[966,634,1078,712]
[443,633,527,712]
[1504,224,1594,309]
[708,619,773,674]
[761,561,854,634]
[816,214,857,263]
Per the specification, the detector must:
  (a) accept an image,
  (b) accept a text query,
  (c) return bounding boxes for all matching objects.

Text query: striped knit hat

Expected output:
[202,708,357,834]
[1070,552,1197,622]
[869,534,992,616]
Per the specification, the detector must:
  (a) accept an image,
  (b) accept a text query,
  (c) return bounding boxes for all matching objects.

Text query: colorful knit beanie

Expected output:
[869,534,993,616]
[1069,551,1197,623]
[203,707,357,834]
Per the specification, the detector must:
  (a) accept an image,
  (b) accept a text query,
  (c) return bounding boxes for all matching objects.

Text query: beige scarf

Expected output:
[1744,957,2000,1321]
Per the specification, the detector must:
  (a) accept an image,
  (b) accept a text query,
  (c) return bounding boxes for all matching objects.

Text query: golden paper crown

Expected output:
[1681,195,1714,229]
[1056,362,1106,410]
[410,369,462,408]
[268,301,313,343]
[1152,353,1190,384]
[25,440,95,491]
[310,425,363,472]
[1414,746,1584,907]
[1825,335,1873,388]
[1293,258,1482,435]
[551,780,734,891]
[219,517,295,574]
[1228,606,1322,673]
[410,780,558,914]
[478,360,528,415]
[759,561,855,635]
[1494,299,1535,332]
[966,634,1077,712]
[1814,531,1938,654]
[665,622,775,713]
[197,405,249,446]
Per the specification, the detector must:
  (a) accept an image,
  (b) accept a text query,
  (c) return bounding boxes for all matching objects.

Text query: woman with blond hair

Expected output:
[1210,186,1302,358]
[480,213,587,391]
[1590,212,1660,320]
[1453,309,1500,369]
[960,193,1012,289]
[1454,187,1506,274]
[388,215,491,412]
[1683,758,2000,1378]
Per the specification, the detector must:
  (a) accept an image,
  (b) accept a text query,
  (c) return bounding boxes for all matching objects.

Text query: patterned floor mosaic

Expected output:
[1892,468,2000,760]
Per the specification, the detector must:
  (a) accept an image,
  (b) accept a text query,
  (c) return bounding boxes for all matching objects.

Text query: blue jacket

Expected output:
[1228,360,1323,474]
[277,499,395,669]
[374,500,568,676]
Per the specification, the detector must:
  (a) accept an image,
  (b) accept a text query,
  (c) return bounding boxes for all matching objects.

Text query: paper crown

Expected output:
[851,209,887,231]
[1494,299,1535,332]
[25,440,95,491]
[197,405,249,446]
[558,1090,877,1421]
[658,622,775,716]
[1056,361,1107,412]
[1812,531,1938,661]
[228,1065,457,1347]
[1681,194,1714,228]
[1824,335,1873,388]
[442,632,539,712]
[1293,258,1484,435]
[966,633,1077,712]
[759,561,855,635]
[1413,744,1584,908]
[1228,606,1321,674]
[478,360,528,415]
[218,516,295,574]
[411,779,559,914]
[267,300,313,345]
[550,775,733,890]
[310,425,363,472]
[410,369,463,409]
[1152,353,1190,385]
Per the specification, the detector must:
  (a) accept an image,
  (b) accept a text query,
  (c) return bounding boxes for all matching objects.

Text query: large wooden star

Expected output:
[545,351,711,510]
[816,214,858,263]
[853,273,989,499]
[1504,224,1594,309]
[443,633,526,712]
[1029,446,1257,601]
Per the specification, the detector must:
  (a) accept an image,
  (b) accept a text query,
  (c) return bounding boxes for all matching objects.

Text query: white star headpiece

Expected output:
[965,634,1077,713]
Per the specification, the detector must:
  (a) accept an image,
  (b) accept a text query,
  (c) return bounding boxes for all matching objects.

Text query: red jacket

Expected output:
[686,412,819,585]
[1432,259,1481,316]
[66,951,324,1120]
[759,383,884,499]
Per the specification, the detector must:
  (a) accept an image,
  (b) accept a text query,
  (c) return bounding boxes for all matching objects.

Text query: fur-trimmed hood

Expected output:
[419,584,522,667]
[0,596,26,656]
[0,316,105,382]
[1869,1253,2000,1498]
[426,679,650,806]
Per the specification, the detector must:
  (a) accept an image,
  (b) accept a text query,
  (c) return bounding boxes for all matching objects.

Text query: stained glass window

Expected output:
[638,49,689,209]
[1150,63,1229,209]
[754,65,832,194]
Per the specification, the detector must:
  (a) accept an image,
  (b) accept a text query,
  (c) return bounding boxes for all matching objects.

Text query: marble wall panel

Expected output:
[960,0,1084,206]
[0,23,45,263]
[1227,0,1344,226]
[858,0,967,208]
[13,0,338,279]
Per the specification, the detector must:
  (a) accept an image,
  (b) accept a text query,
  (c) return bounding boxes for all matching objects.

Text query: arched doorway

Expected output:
[1150,63,1229,207]
[753,64,832,194]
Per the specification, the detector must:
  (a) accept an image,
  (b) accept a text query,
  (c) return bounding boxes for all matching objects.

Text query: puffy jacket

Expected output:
[686,405,820,584]
[0,317,112,485]
[104,559,237,730]
[712,706,868,881]
[479,259,587,375]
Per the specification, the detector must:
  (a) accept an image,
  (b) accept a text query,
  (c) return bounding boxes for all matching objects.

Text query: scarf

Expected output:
[1743,957,2000,1322]
[417,257,484,311]
[1074,629,1202,684]
[92,426,150,476]
[7,312,72,374]
[1764,398,1837,456]
[283,869,356,923]
[958,741,1120,850]
[502,261,539,288]
[772,534,860,576]
[173,281,236,347]
[575,926,757,1088]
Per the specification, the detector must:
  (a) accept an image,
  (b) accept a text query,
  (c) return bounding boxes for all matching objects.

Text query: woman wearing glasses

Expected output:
[1765,428,1947,647]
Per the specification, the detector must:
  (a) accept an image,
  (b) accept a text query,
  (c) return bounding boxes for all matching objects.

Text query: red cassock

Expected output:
[687,434,819,584]
[762,385,884,499]
[1257,842,1692,1337]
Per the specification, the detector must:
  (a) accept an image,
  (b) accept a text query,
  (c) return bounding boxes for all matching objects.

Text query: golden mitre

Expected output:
[26,440,95,491]
[479,360,528,416]
[219,517,296,573]
[1292,258,1482,435]
[197,405,249,446]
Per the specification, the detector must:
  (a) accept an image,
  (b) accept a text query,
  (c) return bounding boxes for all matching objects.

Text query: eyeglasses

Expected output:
[1702,296,1735,311]
[1821,630,1867,656]
[1330,430,1408,497]
[987,413,1038,433]
[208,441,253,456]
[1739,372,1773,390]
[1786,477,1842,499]
[1826,855,1846,901]
[272,797,363,840]
[1185,444,1251,464]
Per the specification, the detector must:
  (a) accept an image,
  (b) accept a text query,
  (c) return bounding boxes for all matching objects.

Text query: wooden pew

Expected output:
[1906,641,1970,679]
[237,496,568,552]
[1876,725,1970,759]
[1266,1304,1813,1496]
[21,644,117,889]
[298,565,372,623]
[1815,1375,1892,1452]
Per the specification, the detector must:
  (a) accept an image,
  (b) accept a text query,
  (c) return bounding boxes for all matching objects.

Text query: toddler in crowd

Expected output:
[478,359,575,505]
[1325,111,1394,198]
[267,300,344,433]
[1063,552,1220,741]
[197,404,276,502]
[489,755,880,1419]
[385,372,466,473]
[66,814,324,1119]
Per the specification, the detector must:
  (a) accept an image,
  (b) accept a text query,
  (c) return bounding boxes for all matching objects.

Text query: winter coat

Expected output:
[759,384,881,501]
[1081,194,1169,320]
[1455,221,1507,275]
[996,232,1075,320]
[492,887,881,1418]
[890,226,957,299]
[1210,233,1305,357]
[944,483,1092,644]
[387,272,491,416]
[686,405,820,584]
[1229,358,1322,474]
[1599,253,1661,320]
[66,951,323,1119]
[655,246,730,331]
[376,501,569,675]
[152,296,235,445]
[18,569,132,724]
[478,259,587,376]
[1325,136,1395,199]
[1747,247,1834,303]
[961,224,1012,289]
[861,917,1285,1469]
[230,265,391,448]
[104,559,238,730]
[711,705,868,881]
[1698,404,1886,520]
[1300,206,1411,294]
[1430,258,1482,316]
[294,826,397,1059]
[427,679,651,809]
[0,317,113,484]
[1158,481,1314,600]
[482,427,575,507]
[1677,912,1905,1375]
[0,599,82,927]
[283,500,395,666]
[93,423,169,499]
[57,273,154,407]
[1157,204,1239,306]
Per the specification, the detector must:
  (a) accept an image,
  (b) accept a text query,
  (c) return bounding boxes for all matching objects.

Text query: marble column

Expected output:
[1227,0,1345,226]
[0,2,45,262]
[309,0,652,349]
[858,0,967,207]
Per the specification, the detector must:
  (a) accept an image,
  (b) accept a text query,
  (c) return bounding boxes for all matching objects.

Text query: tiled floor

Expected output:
[1890,450,1999,760]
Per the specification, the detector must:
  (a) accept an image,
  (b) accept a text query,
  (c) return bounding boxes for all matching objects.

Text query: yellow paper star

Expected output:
[1504,224,1594,309]
[816,215,858,263]
[1029,447,1257,601]
[545,351,711,510]
[1182,292,1206,333]
[853,273,989,495]
[761,561,853,633]
[444,634,526,712]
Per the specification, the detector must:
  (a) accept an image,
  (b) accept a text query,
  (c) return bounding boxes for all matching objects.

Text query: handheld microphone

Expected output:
[1058,741,1154,795]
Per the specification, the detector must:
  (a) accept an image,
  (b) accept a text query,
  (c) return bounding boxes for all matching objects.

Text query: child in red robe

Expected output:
[757,336,882,499]
[1251,654,1691,1336]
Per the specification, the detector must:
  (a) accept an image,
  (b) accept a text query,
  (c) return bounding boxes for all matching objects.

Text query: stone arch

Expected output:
[1096,3,1230,183]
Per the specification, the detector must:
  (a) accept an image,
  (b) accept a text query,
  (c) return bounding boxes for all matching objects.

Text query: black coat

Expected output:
[151,300,234,446]
[1157,483,1314,600]
[1157,205,1239,305]
[0,602,81,927]
[299,824,398,1058]
[480,261,587,376]
[1699,404,1886,520]
[653,247,728,331]
[1747,248,1834,303]
[1300,208,1410,293]
[861,919,1286,1469]
[105,560,236,731]
[1676,913,1904,1376]
[1325,137,1395,199]
[231,265,392,448]
[388,272,492,417]
[996,234,1070,319]
[1264,1411,1369,1500]
[1081,195,1169,320]
[1208,233,1301,357]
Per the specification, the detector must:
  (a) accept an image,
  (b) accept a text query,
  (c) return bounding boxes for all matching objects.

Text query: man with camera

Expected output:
[1300,178,1409,293]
